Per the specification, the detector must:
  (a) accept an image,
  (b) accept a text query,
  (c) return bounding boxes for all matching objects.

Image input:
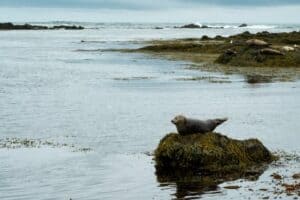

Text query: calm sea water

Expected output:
[0,23,300,199]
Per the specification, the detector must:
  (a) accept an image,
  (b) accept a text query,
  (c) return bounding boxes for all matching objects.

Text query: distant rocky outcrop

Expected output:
[177,23,211,29]
[0,22,84,30]
[51,25,84,30]
[239,23,248,28]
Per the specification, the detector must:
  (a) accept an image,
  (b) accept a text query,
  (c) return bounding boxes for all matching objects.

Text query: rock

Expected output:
[282,183,300,194]
[239,23,248,28]
[179,23,211,29]
[216,50,237,64]
[224,185,241,189]
[246,39,269,47]
[260,48,284,56]
[215,35,224,40]
[0,22,14,29]
[0,23,84,30]
[0,23,48,30]
[51,25,84,30]
[271,173,282,180]
[260,188,268,191]
[180,23,202,28]
[246,75,273,84]
[154,132,275,175]
[241,31,251,36]
[282,46,295,52]
[201,35,210,40]
[293,173,300,179]
[225,49,237,56]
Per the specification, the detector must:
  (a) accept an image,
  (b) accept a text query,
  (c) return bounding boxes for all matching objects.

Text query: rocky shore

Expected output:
[134,31,300,68]
[122,31,300,82]
[0,22,84,30]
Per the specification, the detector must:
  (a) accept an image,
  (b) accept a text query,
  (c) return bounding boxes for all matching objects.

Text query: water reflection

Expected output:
[158,173,221,199]
[156,167,265,199]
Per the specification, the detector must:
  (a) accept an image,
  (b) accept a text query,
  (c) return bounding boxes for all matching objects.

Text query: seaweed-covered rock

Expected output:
[155,132,275,175]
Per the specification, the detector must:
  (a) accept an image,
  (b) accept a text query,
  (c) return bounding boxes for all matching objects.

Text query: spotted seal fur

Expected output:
[171,115,228,135]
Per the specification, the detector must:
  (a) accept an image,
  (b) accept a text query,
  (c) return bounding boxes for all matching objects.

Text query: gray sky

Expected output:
[0,0,299,23]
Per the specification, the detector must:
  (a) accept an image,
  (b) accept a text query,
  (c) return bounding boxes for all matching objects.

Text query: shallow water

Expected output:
[0,23,300,199]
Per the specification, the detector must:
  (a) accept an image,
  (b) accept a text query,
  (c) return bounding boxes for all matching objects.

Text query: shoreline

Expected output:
[119,31,300,83]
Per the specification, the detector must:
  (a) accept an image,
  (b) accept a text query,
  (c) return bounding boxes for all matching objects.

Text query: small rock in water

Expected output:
[224,185,241,189]
[260,188,268,191]
[239,23,248,28]
[293,173,300,179]
[271,173,283,180]
[180,23,202,28]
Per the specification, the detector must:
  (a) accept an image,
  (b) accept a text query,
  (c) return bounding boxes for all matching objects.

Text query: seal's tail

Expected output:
[216,118,228,125]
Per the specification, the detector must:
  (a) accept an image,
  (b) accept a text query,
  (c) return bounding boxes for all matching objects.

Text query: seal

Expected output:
[246,39,269,47]
[282,46,295,52]
[171,115,228,135]
[260,48,284,55]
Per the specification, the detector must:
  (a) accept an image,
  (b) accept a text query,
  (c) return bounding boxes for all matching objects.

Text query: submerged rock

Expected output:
[154,132,275,176]
[245,75,273,84]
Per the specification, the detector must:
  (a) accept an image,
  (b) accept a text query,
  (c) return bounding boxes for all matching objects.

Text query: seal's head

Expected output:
[171,115,187,127]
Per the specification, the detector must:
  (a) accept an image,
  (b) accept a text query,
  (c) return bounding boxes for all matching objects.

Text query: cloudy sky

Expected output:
[0,0,299,23]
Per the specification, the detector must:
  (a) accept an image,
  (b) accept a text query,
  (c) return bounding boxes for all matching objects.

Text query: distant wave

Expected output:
[202,24,277,29]
[243,25,276,29]
[176,23,277,29]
